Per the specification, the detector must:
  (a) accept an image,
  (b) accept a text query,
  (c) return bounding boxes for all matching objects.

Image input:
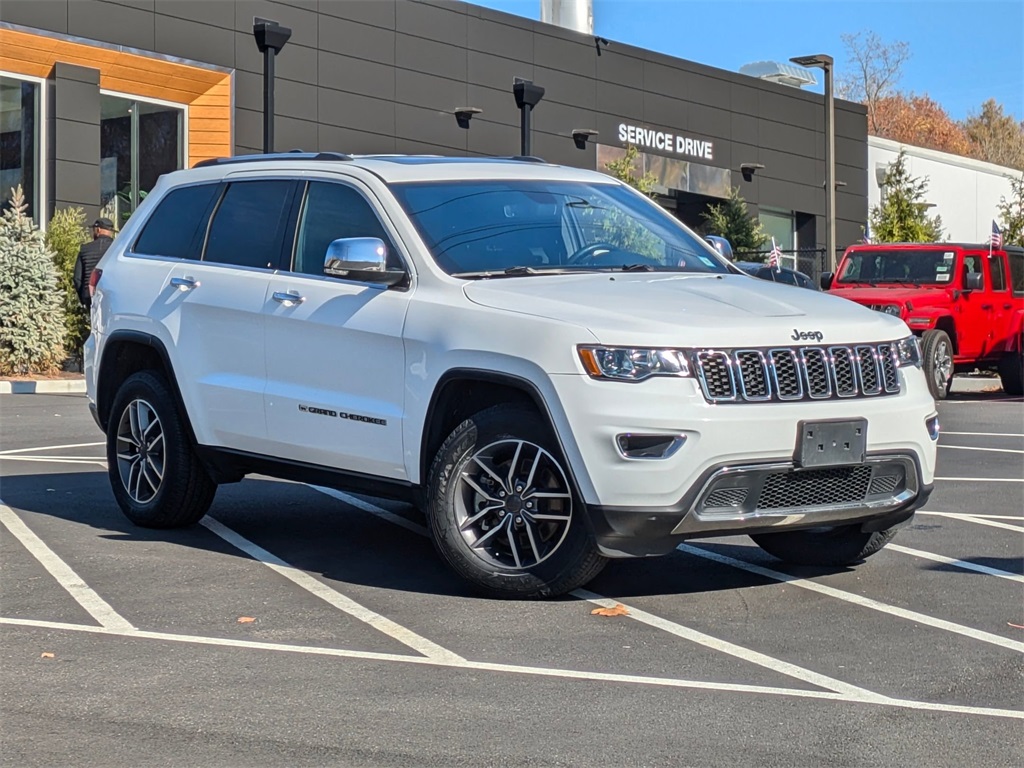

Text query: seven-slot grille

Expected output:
[693,344,901,403]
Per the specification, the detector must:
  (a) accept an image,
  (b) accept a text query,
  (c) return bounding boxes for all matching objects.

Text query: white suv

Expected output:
[84,153,938,598]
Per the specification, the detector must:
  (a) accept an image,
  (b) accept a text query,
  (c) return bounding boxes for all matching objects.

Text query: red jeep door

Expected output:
[955,251,992,360]
[986,251,1014,355]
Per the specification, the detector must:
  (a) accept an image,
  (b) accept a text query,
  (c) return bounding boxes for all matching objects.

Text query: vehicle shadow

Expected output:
[0,469,859,601]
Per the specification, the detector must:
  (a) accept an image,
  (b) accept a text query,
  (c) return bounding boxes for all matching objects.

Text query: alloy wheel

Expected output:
[455,439,573,570]
[932,340,952,392]
[116,398,165,503]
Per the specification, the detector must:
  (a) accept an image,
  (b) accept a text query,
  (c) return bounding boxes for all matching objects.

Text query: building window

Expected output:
[101,93,184,229]
[0,75,41,223]
[760,208,796,269]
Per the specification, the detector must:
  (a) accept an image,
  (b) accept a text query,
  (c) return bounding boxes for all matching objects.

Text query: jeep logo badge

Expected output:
[791,329,825,342]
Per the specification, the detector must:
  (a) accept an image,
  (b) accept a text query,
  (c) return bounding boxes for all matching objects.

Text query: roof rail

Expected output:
[194,151,353,168]
[499,155,547,163]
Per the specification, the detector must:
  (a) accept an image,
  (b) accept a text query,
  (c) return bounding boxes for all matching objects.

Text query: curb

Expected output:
[950,377,1003,394]
[0,379,87,394]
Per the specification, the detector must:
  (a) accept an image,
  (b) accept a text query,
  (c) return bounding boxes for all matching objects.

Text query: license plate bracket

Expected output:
[795,419,867,468]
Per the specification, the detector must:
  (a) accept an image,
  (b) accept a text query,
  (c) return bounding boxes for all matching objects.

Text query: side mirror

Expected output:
[819,272,835,290]
[704,235,734,261]
[964,272,983,292]
[324,237,405,286]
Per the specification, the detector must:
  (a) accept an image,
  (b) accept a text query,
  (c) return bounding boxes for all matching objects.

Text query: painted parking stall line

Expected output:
[885,543,1023,583]
[678,544,1024,654]
[918,511,1024,532]
[199,516,464,663]
[3,616,1022,722]
[0,500,134,631]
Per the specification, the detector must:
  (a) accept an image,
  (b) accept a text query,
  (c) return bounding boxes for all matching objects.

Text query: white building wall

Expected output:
[868,136,1020,243]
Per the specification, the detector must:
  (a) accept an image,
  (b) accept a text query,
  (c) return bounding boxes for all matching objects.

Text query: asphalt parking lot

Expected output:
[1,386,1022,767]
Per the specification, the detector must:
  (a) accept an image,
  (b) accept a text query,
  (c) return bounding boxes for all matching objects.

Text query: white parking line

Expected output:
[942,431,1024,438]
[678,544,1024,655]
[885,543,1023,583]
[310,486,894,701]
[573,589,889,702]
[935,476,1024,483]
[939,445,1024,455]
[0,456,106,466]
[3,616,1021,721]
[918,511,1024,532]
[0,441,105,455]
[199,516,464,663]
[0,501,134,631]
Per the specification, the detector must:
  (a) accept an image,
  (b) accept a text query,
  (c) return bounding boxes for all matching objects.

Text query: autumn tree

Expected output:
[701,186,769,252]
[871,94,973,155]
[836,30,911,135]
[996,174,1024,246]
[963,99,1024,171]
[869,149,944,243]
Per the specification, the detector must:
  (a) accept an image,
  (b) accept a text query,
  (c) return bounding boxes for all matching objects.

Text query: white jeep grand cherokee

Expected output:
[84,152,938,598]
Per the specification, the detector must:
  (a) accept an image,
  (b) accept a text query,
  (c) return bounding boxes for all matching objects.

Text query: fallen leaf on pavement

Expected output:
[591,603,629,617]
[40,652,54,659]
[237,616,256,624]
[1008,622,1024,630]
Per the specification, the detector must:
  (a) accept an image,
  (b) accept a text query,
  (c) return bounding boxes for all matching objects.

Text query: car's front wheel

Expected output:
[426,404,605,598]
[106,370,217,528]
[921,329,953,400]
[750,525,898,566]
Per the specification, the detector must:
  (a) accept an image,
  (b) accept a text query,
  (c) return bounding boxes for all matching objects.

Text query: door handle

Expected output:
[980,304,992,310]
[1005,304,1013,310]
[272,291,305,306]
[170,276,199,291]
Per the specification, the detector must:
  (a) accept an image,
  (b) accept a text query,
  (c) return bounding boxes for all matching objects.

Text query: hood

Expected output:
[830,284,953,308]
[463,273,909,347]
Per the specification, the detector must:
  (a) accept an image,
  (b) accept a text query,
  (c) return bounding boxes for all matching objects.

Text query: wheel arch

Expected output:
[97,331,194,443]
[930,316,957,354]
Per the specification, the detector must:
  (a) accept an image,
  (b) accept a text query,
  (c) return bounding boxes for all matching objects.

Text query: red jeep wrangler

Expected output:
[822,243,1024,399]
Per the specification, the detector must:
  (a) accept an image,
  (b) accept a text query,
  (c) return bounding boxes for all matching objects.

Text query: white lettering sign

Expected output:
[618,122,713,160]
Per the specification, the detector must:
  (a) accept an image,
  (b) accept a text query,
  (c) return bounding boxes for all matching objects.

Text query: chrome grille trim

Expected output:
[692,343,903,404]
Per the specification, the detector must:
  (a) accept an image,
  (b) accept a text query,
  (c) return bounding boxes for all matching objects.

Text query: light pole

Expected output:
[791,54,835,272]
[253,17,291,154]
[512,78,544,157]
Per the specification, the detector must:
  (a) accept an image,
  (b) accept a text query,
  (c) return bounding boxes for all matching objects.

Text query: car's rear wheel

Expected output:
[998,343,1023,396]
[921,329,953,400]
[426,404,605,598]
[750,525,898,566]
[107,371,216,528]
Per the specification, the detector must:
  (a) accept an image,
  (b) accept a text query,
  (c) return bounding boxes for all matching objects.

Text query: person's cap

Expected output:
[92,217,114,229]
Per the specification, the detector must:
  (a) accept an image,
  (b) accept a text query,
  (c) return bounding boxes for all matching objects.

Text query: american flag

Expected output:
[767,237,782,271]
[862,221,872,244]
[990,220,1003,249]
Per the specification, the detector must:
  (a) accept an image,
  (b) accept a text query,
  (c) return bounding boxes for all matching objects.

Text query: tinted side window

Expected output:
[989,255,1007,291]
[293,181,399,275]
[134,183,221,259]
[1008,251,1024,296]
[204,180,295,269]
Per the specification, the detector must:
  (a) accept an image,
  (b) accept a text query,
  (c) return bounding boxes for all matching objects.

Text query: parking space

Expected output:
[1,389,1022,766]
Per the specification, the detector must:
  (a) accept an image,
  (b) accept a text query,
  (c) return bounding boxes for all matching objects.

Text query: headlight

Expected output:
[877,304,901,316]
[578,346,692,381]
[894,335,922,368]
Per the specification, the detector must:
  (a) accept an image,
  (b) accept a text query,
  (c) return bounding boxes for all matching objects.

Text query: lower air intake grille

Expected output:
[703,488,749,508]
[757,466,874,509]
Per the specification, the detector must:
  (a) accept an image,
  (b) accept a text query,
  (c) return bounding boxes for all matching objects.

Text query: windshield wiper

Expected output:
[620,263,655,271]
[451,266,594,279]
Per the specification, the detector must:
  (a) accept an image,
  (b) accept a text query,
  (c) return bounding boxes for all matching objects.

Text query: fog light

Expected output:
[925,414,940,441]
[615,434,686,459]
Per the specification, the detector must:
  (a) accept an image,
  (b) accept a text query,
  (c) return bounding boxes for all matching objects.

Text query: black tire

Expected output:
[106,370,216,528]
[426,404,605,598]
[921,329,954,400]
[998,346,1023,397]
[750,525,898,567]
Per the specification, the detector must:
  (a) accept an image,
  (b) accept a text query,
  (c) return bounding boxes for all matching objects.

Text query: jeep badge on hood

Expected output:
[791,329,825,342]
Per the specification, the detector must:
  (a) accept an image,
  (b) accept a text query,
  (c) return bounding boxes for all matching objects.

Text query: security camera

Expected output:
[513,78,545,109]
[571,128,598,150]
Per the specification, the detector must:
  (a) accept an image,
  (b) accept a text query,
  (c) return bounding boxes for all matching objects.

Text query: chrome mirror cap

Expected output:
[324,237,388,276]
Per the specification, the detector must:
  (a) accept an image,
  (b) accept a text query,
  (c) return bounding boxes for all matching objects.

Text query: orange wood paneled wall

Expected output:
[0,27,231,167]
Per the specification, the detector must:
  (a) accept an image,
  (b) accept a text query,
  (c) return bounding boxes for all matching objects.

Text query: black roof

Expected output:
[846,242,1023,253]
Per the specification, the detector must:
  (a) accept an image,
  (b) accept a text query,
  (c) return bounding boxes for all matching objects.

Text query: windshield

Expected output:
[391,180,731,276]
[838,249,961,285]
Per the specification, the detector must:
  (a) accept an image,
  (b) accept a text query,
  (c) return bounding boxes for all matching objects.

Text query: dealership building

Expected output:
[0,0,871,271]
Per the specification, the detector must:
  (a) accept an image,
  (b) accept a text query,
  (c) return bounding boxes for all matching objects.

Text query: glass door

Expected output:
[101,94,183,229]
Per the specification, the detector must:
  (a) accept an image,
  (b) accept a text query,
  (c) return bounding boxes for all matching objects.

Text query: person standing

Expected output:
[73,217,114,309]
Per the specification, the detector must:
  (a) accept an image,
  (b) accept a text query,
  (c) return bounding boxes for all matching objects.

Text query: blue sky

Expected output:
[468,0,1024,121]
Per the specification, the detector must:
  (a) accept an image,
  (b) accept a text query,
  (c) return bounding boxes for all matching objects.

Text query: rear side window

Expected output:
[204,180,296,269]
[134,183,221,259]
[989,254,1007,291]
[1008,250,1024,296]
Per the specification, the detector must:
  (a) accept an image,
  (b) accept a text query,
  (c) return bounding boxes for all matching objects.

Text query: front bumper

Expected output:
[587,452,931,557]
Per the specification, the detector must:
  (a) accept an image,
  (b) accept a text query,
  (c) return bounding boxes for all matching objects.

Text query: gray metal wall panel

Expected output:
[467,119,519,157]
[69,0,155,50]
[533,101,595,142]
[467,52,533,94]
[154,0,233,30]
[594,79,640,119]
[274,114,318,151]
[318,0,396,29]
[0,0,68,33]
[154,14,234,68]
[55,76,98,123]
[234,32,317,82]
[54,122,99,166]
[595,50,644,89]
[395,103,465,152]
[318,88,395,135]
[642,93,689,132]
[319,123,396,155]
[467,84,521,129]
[468,16,533,63]
[53,159,99,213]
[100,0,154,10]
[318,51,396,101]
[395,33,467,80]
[534,66,596,110]
[534,33,594,78]
[396,0,467,48]
[315,14,395,65]
[395,70,468,113]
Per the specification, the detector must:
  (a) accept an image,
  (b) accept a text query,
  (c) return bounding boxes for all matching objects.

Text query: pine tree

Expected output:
[869,149,944,243]
[45,207,91,362]
[701,186,768,252]
[996,174,1024,247]
[0,186,68,375]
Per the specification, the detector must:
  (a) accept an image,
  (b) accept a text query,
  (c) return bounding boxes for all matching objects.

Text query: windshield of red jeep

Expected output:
[837,249,960,285]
